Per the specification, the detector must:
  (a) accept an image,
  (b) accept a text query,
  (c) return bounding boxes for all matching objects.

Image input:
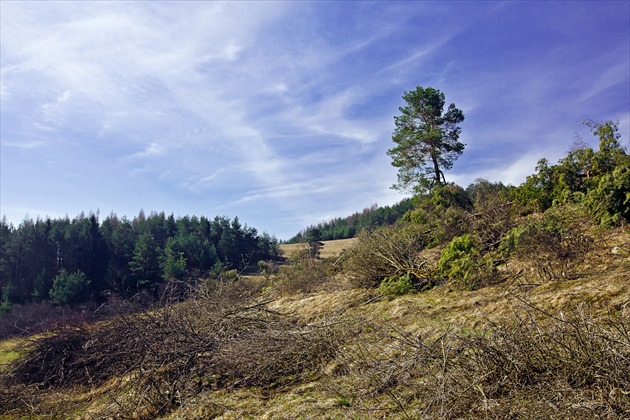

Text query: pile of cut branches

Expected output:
[1,285,351,418]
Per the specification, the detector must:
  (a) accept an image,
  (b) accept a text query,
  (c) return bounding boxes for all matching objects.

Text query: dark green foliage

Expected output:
[341,119,625,293]
[498,225,526,259]
[402,186,471,245]
[512,158,556,213]
[430,183,473,211]
[512,120,629,220]
[555,139,597,194]
[584,120,628,175]
[0,212,279,309]
[49,269,91,305]
[397,181,514,290]
[438,234,493,290]
[377,274,414,298]
[585,163,630,227]
[1,282,15,313]
[161,240,188,281]
[306,228,324,259]
[288,199,414,243]
[257,232,280,259]
[388,86,465,193]
[129,231,161,291]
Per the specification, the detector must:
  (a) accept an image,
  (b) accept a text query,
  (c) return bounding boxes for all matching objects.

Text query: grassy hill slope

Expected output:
[1,228,628,419]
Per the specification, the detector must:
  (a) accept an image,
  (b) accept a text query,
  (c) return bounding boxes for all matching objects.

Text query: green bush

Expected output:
[377,274,414,298]
[498,225,526,258]
[49,269,91,305]
[0,282,15,313]
[585,163,630,227]
[402,196,468,245]
[431,184,473,211]
[512,205,593,280]
[271,248,332,295]
[438,234,492,290]
[161,248,188,281]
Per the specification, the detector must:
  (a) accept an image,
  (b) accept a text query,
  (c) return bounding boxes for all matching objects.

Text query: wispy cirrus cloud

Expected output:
[1,1,628,238]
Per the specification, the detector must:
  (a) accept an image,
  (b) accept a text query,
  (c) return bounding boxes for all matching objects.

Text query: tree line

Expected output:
[0,211,279,309]
[287,199,416,243]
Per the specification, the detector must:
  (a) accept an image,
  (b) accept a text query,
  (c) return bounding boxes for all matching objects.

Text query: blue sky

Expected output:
[1,1,629,239]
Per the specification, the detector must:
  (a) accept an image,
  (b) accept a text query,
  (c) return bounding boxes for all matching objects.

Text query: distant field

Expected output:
[279,237,357,259]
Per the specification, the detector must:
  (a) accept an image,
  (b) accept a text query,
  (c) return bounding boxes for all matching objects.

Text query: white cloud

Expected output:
[1,1,628,239]
[183,169,225,193]
[450,152,548,187]
[125,142,168,160]
[1,140,45,150]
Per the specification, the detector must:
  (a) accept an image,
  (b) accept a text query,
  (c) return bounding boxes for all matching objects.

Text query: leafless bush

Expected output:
[1,278,350,418]
[458,308,630,418]
[326,306,630,419]
[328,320,468,418]
[210,309,348,388]
[0,301,97,339]
[468,200,516,252]
[344,224,435,289]
[515,218,594,280]
[270,249,335,296]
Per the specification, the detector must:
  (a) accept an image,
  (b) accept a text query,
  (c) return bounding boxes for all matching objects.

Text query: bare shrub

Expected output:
[328,319,469,418]
[0,301,101,339]
[468,200,516,252]
[515,206,594,280]
[457,308,630,418]
[210,309,347,388]
[271,248,334,296]
[326,306,630,419]
[1,279,350,418]
[344,224,435,289]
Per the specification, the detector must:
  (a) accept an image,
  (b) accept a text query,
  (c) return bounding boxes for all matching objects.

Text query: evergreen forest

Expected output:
[0,211,278,312]
[286,198,415,243]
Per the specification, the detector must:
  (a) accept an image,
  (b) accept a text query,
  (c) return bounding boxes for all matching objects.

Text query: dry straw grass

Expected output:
[1,229,628,419]
[279,237,357,260]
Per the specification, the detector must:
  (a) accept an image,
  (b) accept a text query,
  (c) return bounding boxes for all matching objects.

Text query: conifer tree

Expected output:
[388,86,465,193]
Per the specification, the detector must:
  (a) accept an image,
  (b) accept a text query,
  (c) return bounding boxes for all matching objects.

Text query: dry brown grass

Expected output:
[279,238,357,259]
[1,229,628,419]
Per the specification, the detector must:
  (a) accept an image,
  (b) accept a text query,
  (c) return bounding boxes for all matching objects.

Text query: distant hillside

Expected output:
[287,198,415,243]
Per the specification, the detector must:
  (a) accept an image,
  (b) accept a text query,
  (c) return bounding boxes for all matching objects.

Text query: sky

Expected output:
[1,1,629,239]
